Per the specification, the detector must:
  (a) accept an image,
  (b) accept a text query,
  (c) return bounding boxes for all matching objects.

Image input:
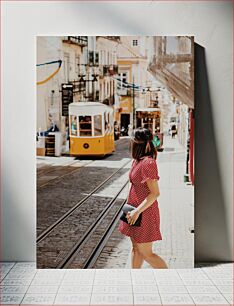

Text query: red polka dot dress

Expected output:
[118,156,162,243]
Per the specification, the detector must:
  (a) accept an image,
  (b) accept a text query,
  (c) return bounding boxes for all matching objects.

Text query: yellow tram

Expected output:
[136,107,164,150]
[69,102,115,156]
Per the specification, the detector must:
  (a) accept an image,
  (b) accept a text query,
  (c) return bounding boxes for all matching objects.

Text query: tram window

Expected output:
[79,116,92,136]
[142,117,153,131]
[70,115,77,136]
[94,115,102,136]
[104,112,108,131]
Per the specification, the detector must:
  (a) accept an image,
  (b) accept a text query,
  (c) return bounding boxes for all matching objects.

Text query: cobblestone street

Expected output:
[37,136,193,269]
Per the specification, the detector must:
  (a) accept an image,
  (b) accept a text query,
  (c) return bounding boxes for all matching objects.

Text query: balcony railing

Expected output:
[63,36,88,46]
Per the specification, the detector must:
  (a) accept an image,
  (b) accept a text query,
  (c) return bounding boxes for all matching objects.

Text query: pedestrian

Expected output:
[118,127,168,269]
[128,124,133,137]
[171,124,177,138]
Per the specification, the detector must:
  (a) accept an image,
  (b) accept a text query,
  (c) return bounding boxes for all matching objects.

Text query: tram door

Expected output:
[120,113,130,129]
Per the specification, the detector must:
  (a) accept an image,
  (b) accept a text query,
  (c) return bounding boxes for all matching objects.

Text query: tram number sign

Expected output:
[62,84,73,116]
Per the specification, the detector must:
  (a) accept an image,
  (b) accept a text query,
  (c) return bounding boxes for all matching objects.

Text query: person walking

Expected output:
[118,127,168,269]
[171,124,177,138]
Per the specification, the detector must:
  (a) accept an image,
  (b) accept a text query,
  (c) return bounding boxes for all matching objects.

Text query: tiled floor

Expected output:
[0,262,233,305]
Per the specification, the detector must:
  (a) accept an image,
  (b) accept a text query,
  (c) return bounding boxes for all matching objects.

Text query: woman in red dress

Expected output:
[118,127,168,269]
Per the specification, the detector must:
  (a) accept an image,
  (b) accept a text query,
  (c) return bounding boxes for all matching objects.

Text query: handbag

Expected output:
[120,203,142,227]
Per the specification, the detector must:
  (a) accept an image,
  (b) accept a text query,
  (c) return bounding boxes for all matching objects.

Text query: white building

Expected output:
[37,36,97,133]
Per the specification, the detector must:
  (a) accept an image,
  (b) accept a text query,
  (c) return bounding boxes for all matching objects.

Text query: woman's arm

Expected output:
[127,179,160,225]
[136,179,160,214]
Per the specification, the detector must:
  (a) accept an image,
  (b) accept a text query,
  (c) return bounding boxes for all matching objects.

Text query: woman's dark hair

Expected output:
[130,127,157,161]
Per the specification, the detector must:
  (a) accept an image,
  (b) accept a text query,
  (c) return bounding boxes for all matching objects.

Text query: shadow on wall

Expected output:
[195,43,232,262]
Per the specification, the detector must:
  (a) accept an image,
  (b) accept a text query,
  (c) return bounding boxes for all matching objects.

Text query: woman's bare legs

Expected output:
[136,241,168,269]
[130,237,144,269]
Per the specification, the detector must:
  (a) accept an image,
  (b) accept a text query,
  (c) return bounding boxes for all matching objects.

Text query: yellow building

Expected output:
[116,36,153,129]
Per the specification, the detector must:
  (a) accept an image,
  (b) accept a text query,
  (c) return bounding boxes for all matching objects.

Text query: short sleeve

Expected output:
[141,157,160,183]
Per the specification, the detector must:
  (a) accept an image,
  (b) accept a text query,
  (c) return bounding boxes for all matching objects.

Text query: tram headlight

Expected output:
[83,143,89,149]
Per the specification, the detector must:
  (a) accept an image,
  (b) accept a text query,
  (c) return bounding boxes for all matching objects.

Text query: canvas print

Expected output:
[36,36,194,269]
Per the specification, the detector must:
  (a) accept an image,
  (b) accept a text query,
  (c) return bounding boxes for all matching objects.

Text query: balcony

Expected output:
[62,36,88,47]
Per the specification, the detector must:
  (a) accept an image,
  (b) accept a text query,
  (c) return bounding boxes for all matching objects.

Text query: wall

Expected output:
[1,1,233,261]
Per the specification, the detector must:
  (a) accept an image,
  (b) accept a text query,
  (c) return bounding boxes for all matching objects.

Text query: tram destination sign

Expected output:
[62,83,73,116]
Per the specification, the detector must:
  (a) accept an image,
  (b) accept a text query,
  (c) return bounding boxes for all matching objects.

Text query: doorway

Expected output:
[120,113,130,129]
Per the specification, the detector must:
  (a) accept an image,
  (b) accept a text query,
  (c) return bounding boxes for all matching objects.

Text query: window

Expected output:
[79,116,92,136]
[94,115,102,136]
[117,72,128,90]
[133,39,138,46]
[70,115,77,136]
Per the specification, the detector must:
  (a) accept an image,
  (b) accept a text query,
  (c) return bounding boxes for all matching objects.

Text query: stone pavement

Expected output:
[147,136,194,268]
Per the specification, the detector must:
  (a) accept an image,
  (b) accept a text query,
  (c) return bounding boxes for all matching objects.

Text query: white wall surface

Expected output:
[1,1,233,261]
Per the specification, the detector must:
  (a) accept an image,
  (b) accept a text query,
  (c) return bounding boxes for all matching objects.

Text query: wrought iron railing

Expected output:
[63,36,88,46]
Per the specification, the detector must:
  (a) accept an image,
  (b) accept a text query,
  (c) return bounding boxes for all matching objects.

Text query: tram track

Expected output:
[82,198,126,269]
[37,158,81,176]
[37,160,94,188]
[37,164,53,176]
[36,138,132,268]
[37,169,130,268]
[36,159,131,244]
[37,137,131,188]
[57,182,128,269]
